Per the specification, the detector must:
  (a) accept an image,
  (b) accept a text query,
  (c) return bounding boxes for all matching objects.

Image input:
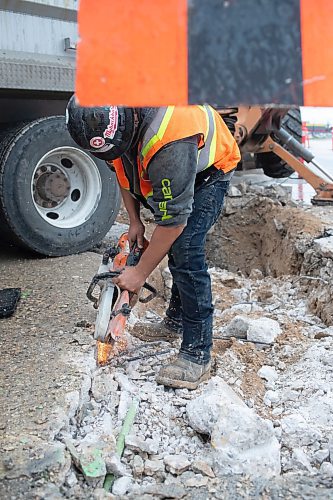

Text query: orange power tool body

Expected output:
[86,233,156,365]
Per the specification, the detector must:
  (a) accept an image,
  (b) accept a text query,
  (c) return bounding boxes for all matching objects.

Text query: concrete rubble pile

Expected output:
[40,252,333,498]
[2,182,333,499]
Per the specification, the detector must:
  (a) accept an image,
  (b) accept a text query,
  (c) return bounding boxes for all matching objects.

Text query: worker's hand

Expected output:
[112,266,147,293]
[128,220,145,249]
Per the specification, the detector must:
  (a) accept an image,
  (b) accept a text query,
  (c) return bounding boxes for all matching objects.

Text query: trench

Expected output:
[206,194,333,325]
[207,197,322,277]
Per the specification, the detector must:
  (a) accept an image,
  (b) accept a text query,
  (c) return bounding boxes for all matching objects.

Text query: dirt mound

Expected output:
[207,197,324,277]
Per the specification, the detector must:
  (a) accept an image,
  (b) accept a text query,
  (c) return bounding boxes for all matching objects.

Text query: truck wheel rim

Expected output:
[31,147,102,229]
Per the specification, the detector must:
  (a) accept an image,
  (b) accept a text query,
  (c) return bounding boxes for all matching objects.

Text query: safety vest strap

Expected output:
[197,105,217,171]
[141,107,175,159]
[112,158,130,190]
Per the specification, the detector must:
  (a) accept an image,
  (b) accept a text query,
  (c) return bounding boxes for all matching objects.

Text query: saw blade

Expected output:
[94,281,115,342]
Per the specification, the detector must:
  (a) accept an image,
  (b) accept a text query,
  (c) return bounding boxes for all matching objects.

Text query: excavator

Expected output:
[219,106,333,205]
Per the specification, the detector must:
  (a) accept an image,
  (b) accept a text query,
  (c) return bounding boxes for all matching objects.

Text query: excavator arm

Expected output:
[225,107,333,205]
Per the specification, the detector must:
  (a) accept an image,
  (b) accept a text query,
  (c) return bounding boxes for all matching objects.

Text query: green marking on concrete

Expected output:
[104,398,139,491]
[81,448,105,478]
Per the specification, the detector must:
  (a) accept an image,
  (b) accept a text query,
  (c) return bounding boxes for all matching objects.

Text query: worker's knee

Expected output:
[169,236,206,272]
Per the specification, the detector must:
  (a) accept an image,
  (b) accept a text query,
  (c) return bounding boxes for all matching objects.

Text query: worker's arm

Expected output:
[113,223,185,292]
[120,187,145,248]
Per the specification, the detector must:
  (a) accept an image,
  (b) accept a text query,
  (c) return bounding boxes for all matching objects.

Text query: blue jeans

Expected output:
[166,170,230,365]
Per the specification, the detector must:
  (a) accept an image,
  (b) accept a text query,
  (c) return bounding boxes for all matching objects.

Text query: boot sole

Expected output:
[156,369,211,390]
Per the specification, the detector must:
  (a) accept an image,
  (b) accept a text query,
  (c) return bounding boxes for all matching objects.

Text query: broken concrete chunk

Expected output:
[280,414,322,448]
[258,365,279,384]
[186,391,220,435]
[118,390,133,421]
[320,461,333,477]
[112,476,133,496]
[125,435,159,455]
[191,460,215,478]
[186,377,280,479]
[93,488,115,500]
[291,448,313,472]
[312,448,330,465]
[144,459,165,475]
[314,236,333,259]
[132,455,144,477]
[77,445,106,483]
[215,269,240,287]
[184,474,209,488]
[114,373,138,394]
[228,186,242,197]
[249,268,264,280]
[91,372,117,403]
[65,471,78,488]
[224,315,281,343]
[164,455,191,475]
[66,434,117,485]
[142,484,186,498]
[263,390,280,407]
[3,439,67,480]
[247,317,282,343]
[100,412,113,436]
[105,453,129,477]
[224,316,249,339]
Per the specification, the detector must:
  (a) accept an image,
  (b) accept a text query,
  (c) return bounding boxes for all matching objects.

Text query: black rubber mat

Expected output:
[0,288,21,318]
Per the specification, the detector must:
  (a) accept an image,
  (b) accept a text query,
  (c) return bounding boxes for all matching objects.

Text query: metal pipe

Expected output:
[311,159,333,183]
[275,128,314,163]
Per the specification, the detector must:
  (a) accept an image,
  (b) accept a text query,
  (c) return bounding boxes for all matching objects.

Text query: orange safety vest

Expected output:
[112,105,240,199]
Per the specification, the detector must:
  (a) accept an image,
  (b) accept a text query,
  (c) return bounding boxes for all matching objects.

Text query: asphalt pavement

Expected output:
[0,246,100,497]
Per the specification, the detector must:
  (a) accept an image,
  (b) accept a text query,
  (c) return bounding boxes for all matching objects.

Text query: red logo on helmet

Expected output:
[103,106,118,139]
[90,136,105,148]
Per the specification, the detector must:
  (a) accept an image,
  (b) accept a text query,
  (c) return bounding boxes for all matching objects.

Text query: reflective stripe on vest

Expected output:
[141,106,175,159]
[141,105,218,173]
[197,105,217,172]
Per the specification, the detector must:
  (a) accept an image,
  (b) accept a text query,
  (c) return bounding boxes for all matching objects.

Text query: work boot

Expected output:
[156,356,211,390]
[131,317,182,342]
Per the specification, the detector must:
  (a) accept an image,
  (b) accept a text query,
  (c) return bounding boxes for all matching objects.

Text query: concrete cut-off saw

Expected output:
[86,233,156,365]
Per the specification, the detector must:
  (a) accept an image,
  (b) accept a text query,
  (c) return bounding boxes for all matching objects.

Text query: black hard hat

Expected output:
[66,96,136,160]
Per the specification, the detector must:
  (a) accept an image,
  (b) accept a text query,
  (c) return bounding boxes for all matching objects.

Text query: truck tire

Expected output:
[0,116,120,256]
[255,108,302,178]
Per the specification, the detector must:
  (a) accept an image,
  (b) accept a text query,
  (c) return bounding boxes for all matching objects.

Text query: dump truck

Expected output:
[0,0,120,257]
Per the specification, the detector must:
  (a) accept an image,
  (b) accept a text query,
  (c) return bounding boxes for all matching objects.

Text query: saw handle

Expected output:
[86,271,157,306]
[139,282,157,303]
[86,271,121,307]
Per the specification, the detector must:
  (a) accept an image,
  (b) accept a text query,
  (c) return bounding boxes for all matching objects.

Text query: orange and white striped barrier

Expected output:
[302,122,310,148]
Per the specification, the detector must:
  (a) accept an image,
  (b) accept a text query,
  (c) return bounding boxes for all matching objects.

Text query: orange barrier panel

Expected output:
[76,0,333,106]
[76,0,188,106]
[300,0,333,106]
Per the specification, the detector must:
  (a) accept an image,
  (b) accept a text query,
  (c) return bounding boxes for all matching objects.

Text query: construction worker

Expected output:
[66,99,240,389]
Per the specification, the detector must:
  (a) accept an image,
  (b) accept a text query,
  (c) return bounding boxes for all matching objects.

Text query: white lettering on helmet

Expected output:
[103,106,118,139]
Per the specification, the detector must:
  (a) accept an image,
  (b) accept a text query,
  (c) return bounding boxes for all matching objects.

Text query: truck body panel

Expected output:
[0,0,77,94]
